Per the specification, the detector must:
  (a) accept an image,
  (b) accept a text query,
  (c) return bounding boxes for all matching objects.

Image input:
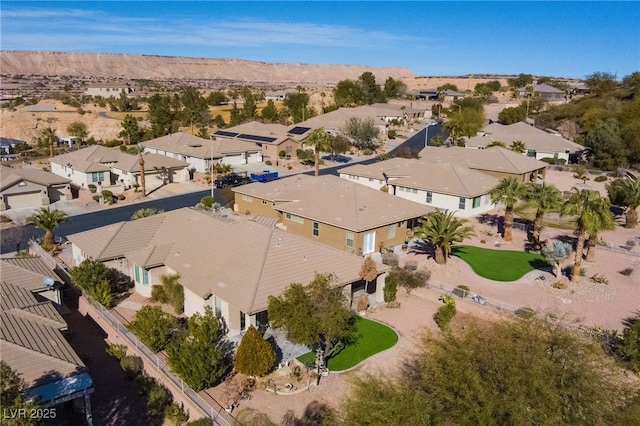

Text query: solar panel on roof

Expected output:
[214,131,239,138]
[288,126,311,135]
[237,134,278,143]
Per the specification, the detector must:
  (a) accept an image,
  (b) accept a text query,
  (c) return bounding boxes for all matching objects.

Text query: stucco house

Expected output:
[67,208,385,337]
[84,82,133,97]
[297,104,403,137]
[143,132,262,172]
[0,261,93,421]
[212,121,309,163]
[517,84,565,101]
[50,145,190,192]
[1,256,66,308]
[232,174,432,255]
[1,165,72,211]
[464,122,583,163]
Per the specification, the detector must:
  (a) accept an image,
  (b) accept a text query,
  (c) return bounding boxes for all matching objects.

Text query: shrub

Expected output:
[590,274,609,285]
[165,403,189,426]
[92,280,112,308]
[594,175,608,182]
[136,375,173,414]
[387,130,397,139]
[381,252,399,267]
[92,194,102,202]
[88,184,97,193]
[619,268,633,276]
[265,160,272,165]
[480,239,486,244]
[185,419,213,426]
[233,325,275,377]
[383,274,398,303]
[390,264,430,294]
[101,189,115,204]
[453,285,470,298]
[362,149,374,155]
[278,150,286,158]
[120,355,144,380]
[540,157,557,165]
[106,343,128,360]
[103,139,123,147]
[551,280,567,289]
[200,196,214,208]
[433,295,456,331]
[151,285,167,303]
[515,307,536,319]
[356,295,369,312]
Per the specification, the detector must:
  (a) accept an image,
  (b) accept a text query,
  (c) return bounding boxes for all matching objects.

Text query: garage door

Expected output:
[5,192,42,209]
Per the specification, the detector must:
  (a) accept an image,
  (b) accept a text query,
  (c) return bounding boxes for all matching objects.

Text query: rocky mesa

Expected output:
[1,50,415,85]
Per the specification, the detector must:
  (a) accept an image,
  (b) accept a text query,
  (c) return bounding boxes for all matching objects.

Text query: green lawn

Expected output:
[297,316,398,372]
[452,245,548,282]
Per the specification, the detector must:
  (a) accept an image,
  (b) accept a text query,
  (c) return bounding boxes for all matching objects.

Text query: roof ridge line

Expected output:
[0,339,84,371]
[248,226,274,312]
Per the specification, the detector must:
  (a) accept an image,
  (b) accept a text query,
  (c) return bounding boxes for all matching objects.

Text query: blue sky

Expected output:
[1,1,638,79]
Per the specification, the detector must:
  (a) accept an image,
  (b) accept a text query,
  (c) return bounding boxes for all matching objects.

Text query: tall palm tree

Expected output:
[305,127,332,176]
[561,188,614,282]
[41,127,58,158]
[607,178,640,228]
[522,183,564,244]
[413,210,475,264]
[489,176,525,241]
[26,207,68,249]
[585,201,616,262]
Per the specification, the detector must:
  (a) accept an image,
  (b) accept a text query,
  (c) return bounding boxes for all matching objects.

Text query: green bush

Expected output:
[453,285,470,298]
[135,375,173,414]
[165,403,189,425]
[151,285,167,303]
[91,280,112,309]
[200,196,214,208]
[120,355,144,380]
[278,150,286,158]
[362,149,374,155]
[594,175,608,182]
[384,274,398,303]
[92,194,102,203]
[101,190,115,204]
[88,184,97,193]
[106,343,128,360]
[103,139,123,147]
[185,419,213,426]
[433,296,456,331]
[515,307,536,319]
[540,157,557,165]
[387,130,397,139]
[265,160,272,165]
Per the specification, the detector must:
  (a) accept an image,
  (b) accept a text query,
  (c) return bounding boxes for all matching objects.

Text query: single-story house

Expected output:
[464,122,584,163]
[1,165,72,210]
[339,158,499,217]
[1,256,66,308]
[143,132,262,172]
[443,90,466,102]
[67,208,386,337]
[517,84,565,101]
[418,146,548,183]
[297,104,398,138]
[50,145,190,192]
[84,83,133,97]
[211,122,308,162]
[1,270,93,420]
[232,174,432,255]
[265,92,287,101]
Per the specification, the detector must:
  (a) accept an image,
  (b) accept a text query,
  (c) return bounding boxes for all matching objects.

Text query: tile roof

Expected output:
[0,281,87,387]
[418,145,548,174]
[465,122,583,153]
[297,104,402,131]
[68,208,379,314]
[143,132,261,158]
[339,157,499,197]
[50,145,188,173]
[0,165,70,191]
[0,258,61,292]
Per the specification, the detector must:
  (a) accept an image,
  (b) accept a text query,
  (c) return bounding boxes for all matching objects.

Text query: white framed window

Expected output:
[346,231,354,247]
[285,213,304,224]
[242,194,253,202]
[387,224,396,239]
[473,196,481,208]
[312,221,319,237]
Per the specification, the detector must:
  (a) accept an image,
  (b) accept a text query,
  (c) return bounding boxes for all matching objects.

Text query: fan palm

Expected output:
[607,178,640,228]
[305,127,332,176]
[522,183,564,244]
[489,176,525,241]
[413,210,475,264]
[561,188,615,282]
[510,140,526,153]
[41,127,57,158]
[26,207,69,249]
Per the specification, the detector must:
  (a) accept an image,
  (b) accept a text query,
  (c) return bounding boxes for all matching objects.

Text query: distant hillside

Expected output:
[0,50,415,85]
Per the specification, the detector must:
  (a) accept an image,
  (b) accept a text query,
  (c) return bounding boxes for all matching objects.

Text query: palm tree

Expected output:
[26,207,68,249]
[131,208,163,220]
[522,183,564,244]
[413,210,475,264]
[489,176,525,241]
[585,202,616,262]
[305,127,332,176]
[561,188,615,282]
[607,178,640,228]
[41,127,57,158]
[510,140,526,153]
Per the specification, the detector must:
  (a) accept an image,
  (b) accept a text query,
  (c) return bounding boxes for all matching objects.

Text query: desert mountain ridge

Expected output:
[0,50,417,85]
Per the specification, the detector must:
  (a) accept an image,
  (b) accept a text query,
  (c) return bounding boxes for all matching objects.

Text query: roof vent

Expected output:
[43,277,55,287]
[187,143,202,148]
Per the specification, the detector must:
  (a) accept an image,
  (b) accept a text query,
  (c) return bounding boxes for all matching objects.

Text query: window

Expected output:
[285,145,292,154]
[285,213,304,224]
[134,265,140,282]
[240,312,246,331]
[214,297,222,318]
[91,172,104,183]
[527,149,536,158]
[553,151,559,159]
[346,231,354,247]
[426,191,433,203]
[387,224,396,239]
[312,221,319,237]
[473,196,481,208]
[411,188,417,194]
[143,269,149,286]
[242,194,253,202]
[458,197,466,209]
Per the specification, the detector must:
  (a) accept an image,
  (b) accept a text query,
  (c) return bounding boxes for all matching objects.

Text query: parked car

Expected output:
[321,155,351,163]
[214,173,251,188]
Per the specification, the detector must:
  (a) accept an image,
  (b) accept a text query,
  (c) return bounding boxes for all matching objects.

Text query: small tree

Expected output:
[233,325,275,377]
[129,306,177,352]
[383,274,398,303]
[1,362,41,426]
[541,241,573,277]
[158,273,184,314]
[433,294,457,331]
[619,314,640,372]
[359,256,378,295]
[390,265,431,294]
[167,306,227,391]
[342,117,381,150]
